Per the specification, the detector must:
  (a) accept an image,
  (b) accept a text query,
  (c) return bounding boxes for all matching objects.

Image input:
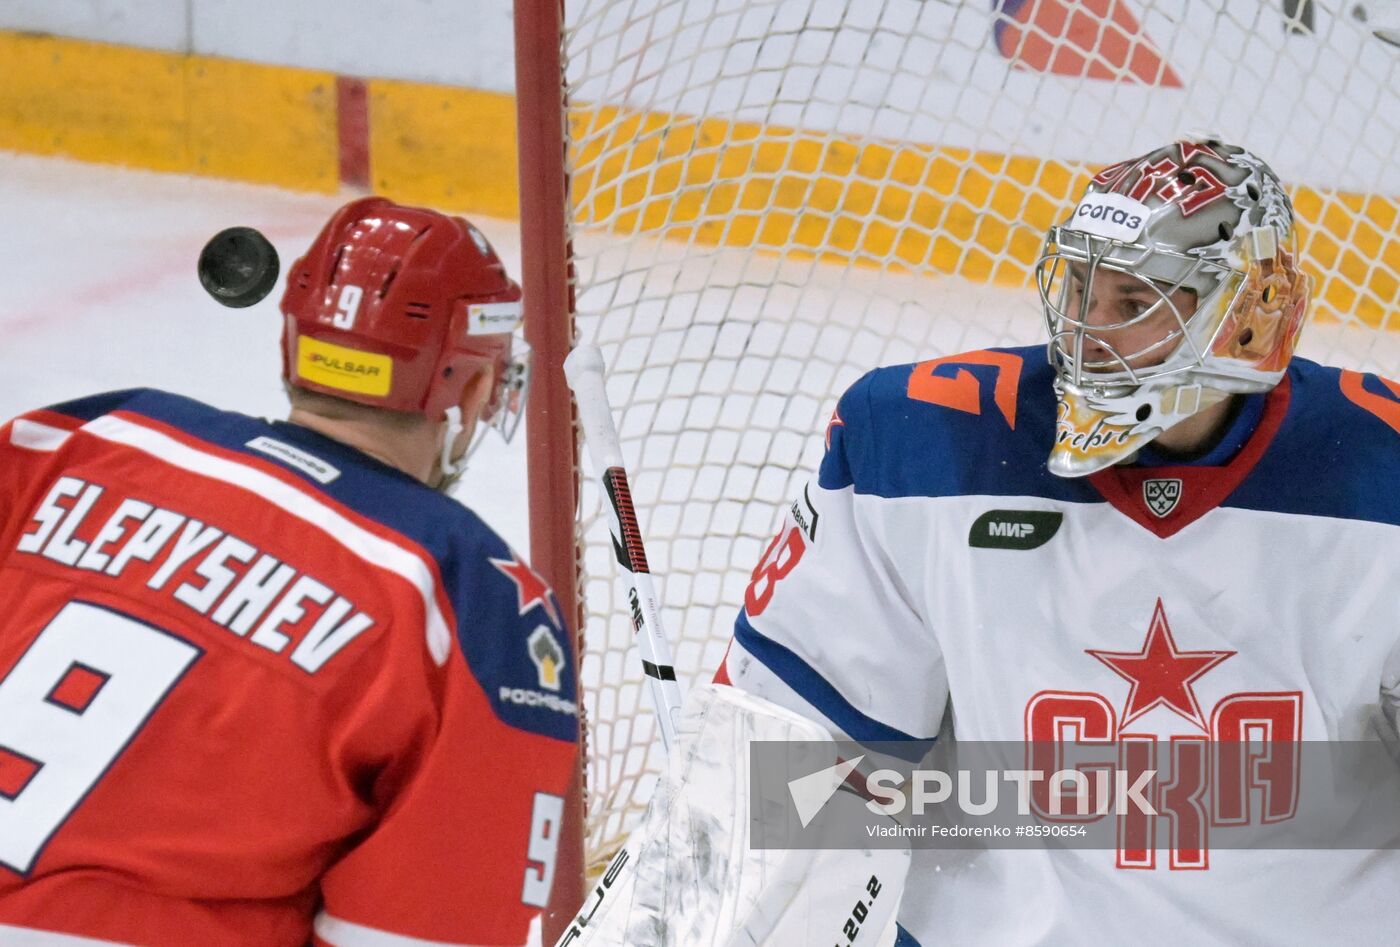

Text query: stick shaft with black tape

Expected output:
[563,344,683,752]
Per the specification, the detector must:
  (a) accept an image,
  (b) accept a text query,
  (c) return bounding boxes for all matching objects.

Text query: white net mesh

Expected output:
[559,0,1400,869]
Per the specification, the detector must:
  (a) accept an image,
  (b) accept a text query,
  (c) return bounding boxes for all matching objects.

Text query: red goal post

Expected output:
[513,0,586,933]
[515,0,1400,937]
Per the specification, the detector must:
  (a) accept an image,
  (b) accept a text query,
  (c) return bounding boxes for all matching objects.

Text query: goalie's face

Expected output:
[1037,246,1232,479]
[1056,263,1199,378]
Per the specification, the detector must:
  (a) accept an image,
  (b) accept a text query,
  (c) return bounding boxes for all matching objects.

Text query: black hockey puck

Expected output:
[198,227,280,308]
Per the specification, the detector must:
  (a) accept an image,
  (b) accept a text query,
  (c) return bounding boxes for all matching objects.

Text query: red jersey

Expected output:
[0,390,579,946]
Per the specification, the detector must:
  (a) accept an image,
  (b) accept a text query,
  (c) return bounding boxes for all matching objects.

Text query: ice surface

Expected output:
[0,152,533,552]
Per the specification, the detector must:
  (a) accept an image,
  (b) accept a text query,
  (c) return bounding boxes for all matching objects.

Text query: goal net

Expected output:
[533,0,1400,896]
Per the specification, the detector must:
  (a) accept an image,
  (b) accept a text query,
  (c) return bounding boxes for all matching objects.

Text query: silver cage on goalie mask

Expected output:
[1039,140,1298,386]
[1035,140,1312,477]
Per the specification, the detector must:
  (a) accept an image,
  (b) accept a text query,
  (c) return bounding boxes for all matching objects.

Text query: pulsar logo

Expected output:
[1143,478,1182,518]
[306,354,381,376]
[297,336,393,396]
[969,510,1063,550]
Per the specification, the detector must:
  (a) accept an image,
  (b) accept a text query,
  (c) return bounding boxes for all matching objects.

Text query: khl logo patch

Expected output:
[1143,478,1182,518]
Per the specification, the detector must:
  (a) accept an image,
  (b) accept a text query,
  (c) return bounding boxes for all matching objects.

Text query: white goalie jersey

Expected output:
[717,345,1400,946]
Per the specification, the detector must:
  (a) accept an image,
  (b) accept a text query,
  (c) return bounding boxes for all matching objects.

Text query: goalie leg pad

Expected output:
[555,683,910,946]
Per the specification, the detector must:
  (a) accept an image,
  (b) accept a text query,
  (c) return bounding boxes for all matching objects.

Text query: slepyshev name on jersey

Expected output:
[14,476,374,673]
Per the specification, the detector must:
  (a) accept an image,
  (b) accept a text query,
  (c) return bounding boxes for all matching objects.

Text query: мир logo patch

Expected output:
[968,510,1064,549]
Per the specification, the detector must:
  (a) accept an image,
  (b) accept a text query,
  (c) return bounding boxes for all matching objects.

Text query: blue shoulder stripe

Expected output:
[45,389,149,423]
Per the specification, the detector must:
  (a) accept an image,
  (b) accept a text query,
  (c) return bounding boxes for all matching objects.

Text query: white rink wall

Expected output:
[0,0,517,91]
[565,0,1400,192]
[4,2,1400,191]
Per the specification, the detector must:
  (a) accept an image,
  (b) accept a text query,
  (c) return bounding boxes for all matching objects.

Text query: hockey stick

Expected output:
[557,345,909,947]
[563,343,683,751]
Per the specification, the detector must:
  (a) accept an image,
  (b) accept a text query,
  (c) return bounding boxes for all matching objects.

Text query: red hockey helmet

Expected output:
[280,197,526,431]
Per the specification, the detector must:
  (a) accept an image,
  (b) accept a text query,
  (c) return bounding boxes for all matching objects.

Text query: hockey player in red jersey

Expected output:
[564,141,1400,946]
[0,198,578,946]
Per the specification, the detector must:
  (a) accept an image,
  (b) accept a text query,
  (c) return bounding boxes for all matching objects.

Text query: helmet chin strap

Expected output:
[436,393,511,492]
[437,405,469,490]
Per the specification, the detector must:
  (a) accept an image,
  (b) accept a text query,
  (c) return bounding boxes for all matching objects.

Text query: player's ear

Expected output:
[457,362,496,427]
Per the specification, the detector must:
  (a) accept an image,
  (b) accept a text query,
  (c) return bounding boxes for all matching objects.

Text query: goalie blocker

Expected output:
[554,683,910,946]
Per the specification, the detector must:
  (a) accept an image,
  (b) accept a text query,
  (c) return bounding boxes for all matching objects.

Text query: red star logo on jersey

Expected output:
[1086,599,1234,732]
[825,407,844,450]
[490,553,560,627]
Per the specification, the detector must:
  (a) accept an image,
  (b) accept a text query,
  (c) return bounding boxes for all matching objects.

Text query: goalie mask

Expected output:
[1036,140,1312,478]
[280,197,530,480]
